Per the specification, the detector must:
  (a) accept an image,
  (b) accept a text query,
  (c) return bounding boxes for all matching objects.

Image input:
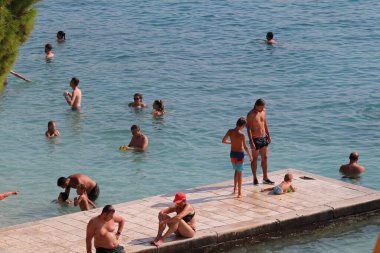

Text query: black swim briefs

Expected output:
[88,184,100,201]
[96,245,125,253]
[252,136,269,150]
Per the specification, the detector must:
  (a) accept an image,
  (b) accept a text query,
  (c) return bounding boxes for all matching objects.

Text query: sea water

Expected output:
[0,0,379,251]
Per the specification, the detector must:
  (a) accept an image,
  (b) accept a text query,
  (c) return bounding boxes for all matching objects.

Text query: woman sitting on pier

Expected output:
[151,192,196,246]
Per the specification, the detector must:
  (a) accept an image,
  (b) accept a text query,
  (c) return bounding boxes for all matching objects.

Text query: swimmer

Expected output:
[63,77,82,110]
[340,152,365,178]
[45,120,61,138]
[222,117,253,198]
[265,32,276,44]
[45,43,54,59]
[57,192,73,204]
[0,191,18,201]
[128,93,147,108]
[119,125,149,151]
[57,31,66,42]
[57,174,99,202]
[152,100,165,116]
[74,184,96,211]
[261,173,295,195]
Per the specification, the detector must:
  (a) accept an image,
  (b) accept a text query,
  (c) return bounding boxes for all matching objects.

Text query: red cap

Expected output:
[173,192,186,203]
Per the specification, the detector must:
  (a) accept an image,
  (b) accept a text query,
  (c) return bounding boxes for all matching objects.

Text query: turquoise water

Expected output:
[1,0,379,251]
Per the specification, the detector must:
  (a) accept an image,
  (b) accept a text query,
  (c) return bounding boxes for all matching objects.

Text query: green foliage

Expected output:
[0,0,40,86]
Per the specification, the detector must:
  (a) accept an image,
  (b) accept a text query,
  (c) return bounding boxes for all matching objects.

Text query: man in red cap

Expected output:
[151,192,196,246]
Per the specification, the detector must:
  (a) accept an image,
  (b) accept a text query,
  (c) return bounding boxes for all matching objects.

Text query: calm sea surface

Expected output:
[1,0,379,251]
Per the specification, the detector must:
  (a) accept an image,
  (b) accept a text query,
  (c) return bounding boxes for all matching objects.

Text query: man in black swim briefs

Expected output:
[247,99,274,185]
[57,174,100,202]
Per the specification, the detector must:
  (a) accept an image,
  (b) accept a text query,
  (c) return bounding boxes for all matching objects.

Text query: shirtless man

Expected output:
[57,174,100,201]
[265,32,277,44]
[119,125,148,151]
[63,77,82,110]
[340,152,365,178]
[86,205,125,253]
[247,98,274,185]
[128,93,147,108]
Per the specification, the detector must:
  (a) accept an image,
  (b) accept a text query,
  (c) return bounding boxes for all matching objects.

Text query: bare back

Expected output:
[72,88,82,109]
[69,174,96,195]
[228,129,246,152]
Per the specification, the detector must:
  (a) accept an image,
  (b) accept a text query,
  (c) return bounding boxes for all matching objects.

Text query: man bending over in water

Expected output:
[63,77,82,110]
[247,98,274,185]
[86,205,125,253]
[120,125,149,151]
[57,174,100,202]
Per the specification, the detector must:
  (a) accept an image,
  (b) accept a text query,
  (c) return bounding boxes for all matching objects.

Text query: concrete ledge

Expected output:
[326,193,380,218]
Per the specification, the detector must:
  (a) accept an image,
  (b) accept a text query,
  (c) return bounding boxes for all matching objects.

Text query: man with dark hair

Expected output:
[57,174,99,201]
[86,205,125,253]
[247,98,274,185]
[340,151,365,178]
[63,77,82,110]
[128,93,147,108]
[119,125,148,151]
[265,32,276,44]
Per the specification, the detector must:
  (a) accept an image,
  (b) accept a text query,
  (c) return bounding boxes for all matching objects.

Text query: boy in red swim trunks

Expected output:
[222,117,253,198]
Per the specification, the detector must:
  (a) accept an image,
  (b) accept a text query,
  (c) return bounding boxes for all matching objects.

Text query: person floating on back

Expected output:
[44,43,54,59]
[57,31,66,42]
[63,77,82,111]
[265,32,276,44]
[119,125,149,151]
[128,93,147,108]
[0,191,18,201]
[152,100,165,116]
[45,120,61,138]
[340,152,365,178]
[74,184,96,211]
[261,173,295,194]
[222,117,253,198]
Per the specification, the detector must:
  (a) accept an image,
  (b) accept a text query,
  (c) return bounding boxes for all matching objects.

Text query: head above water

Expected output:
[131,124,140,132]
[236,117,247,127]
[266,32,274,40]
[77,183,86,194]
[57,31,66,40]
[59,192,69,201]
[45,43,53,52]
[349,152,359,161]
[70,77,79,87]
[134,93,143,101]
[284,173,293,182]
[153,100,165,111]
[48,120,56,130]
[57,177,68,187]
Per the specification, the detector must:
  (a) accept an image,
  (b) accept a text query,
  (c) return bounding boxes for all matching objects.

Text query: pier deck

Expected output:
[1,169,379,253]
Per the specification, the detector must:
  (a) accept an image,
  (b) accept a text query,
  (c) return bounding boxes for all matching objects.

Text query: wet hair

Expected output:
[266,32,274,40]
[59,192,69,201]
[48,120,55,128]
[131,124,140,131]
[71,77,79,86]
[78,183,86,191]
[134,93,142,99]
[236,117,246,127]
[153,100,165,111]
[349,152,359,161]
[57,177,67,187]
[284,173,292,182]
[101,205,115,214]
[45,43,53,51]
[254,98,266,108]
[57,31,66,40]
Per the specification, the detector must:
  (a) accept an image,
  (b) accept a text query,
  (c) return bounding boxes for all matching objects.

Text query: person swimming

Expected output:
[57,31,66,42]
[45,43,54,59]
[265,32,277,44]
[152,100,165,116]
[128,93,147,108]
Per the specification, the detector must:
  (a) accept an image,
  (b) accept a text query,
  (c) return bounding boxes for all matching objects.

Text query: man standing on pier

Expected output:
[247,98,274,185]
[86,205,125,253]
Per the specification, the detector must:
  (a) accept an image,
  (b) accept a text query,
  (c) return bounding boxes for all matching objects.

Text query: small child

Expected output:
[265,32,277,44]
[57,192,72,204]
[261,173,295,195]
[57,31,66,42]
[74,184,96,211]
[45,120,61,138]
[152,100,165,116]
[222,117,253,198]
[44,43,54,59]
[0,191,18,200]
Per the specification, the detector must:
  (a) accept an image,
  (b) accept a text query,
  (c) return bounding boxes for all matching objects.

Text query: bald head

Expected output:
[349,152,359,161]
